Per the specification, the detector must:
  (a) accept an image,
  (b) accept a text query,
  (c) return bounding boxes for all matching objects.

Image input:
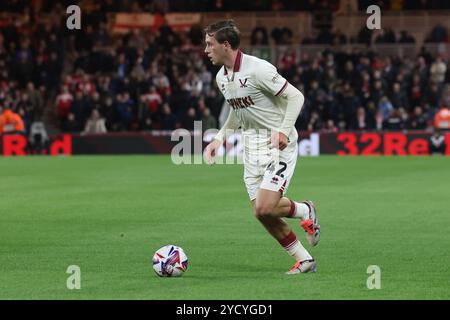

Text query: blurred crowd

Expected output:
[276,47,450,132]
[0,1,450,137]
[3,0,450,13]
[252,25,420,46]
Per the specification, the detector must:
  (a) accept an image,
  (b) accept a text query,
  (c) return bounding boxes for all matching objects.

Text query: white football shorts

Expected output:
[243,142,298,201]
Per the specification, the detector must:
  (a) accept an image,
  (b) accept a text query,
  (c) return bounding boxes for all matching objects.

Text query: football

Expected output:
[152,245,189,277]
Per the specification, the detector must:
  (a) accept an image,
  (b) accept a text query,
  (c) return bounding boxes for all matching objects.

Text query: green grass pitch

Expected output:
[0,155,449,299]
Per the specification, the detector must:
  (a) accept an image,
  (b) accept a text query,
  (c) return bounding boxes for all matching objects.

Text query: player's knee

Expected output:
[254,204,274,220]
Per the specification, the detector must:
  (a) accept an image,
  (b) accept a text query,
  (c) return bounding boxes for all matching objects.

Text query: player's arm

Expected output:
[277,83,304,140]
[205,106,240,165]
[205,76,241,164]
[213,107,240,143]
[254,62,304,150]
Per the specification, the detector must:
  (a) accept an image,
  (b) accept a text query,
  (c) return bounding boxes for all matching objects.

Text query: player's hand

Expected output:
[204,139,222,165]
[271,131,288,151]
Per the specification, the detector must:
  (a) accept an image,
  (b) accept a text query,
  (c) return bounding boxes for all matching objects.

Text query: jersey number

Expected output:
[276,161,287,178]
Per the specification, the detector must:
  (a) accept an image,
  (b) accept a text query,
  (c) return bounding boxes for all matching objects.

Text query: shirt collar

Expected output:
[224,50,243,75]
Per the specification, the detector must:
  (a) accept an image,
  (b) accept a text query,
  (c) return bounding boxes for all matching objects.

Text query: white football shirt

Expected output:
[215,50,298,154]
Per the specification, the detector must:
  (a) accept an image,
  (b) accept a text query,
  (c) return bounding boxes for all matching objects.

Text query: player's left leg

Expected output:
[272,197,321,246]
[259,148,320,246]
[253,189,316,274]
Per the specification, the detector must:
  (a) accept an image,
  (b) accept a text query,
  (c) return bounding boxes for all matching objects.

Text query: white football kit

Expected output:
[214,50,304,200]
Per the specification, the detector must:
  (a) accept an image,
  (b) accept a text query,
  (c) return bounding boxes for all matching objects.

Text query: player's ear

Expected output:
[223,40,231,51]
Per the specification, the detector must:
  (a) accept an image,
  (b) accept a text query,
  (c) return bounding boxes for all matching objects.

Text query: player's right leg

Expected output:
[244,146,316,273]
[257,147,320,247]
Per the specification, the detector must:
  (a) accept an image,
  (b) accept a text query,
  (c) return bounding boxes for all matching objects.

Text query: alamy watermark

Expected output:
[66,265,81,290]
[366,5,381,30]
[66,5,81,30]
[171,121,288,166]
[366,265,381,289]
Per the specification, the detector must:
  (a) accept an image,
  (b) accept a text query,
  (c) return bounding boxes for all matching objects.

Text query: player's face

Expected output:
[204,34,226,66]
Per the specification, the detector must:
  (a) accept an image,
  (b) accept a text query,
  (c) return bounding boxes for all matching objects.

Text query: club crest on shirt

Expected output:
[239,78,248,88]
[221,83,225,92]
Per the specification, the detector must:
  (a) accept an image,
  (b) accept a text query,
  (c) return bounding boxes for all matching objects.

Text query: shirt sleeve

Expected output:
[214,108,240,143]
[254,61,288,97]
[215,71,225,97]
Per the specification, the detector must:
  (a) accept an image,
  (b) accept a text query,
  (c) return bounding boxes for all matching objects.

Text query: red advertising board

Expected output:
[0,131,448,156]
[320,132,447,155]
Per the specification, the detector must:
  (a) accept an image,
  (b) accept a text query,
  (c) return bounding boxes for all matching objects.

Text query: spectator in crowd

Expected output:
[28,121,49,154]
[70,91,90,129]
[201,107,217,130]
[322,119,338,133]
[115,92,135,130]
[251,25,269,46]
[426,23,448,43]
[83,109,107,134]
[349,106,374,131]
[409,74,424,107]
[102,97,118,131]
[182,107,197,131]
[429,129,446,155]
[55,86,74,125]
[370,80,385,104]
[356,25,373,45]
[434,105,450,130]
[374,28,397,44]
[26,82,44,120]
[424,84,442,112]
[199,65,212,95]
[378,96,394,121]
[0,106,25,134]
[430,56,447,86]
[406,106,428,130]
[160,103,176,130]
[141,116,153,131]
[308,111,323,131]
[340,83,360,126]
[384,109,404,131]
[278,48,298,77]
[271,27,293,45]
[62,112,80,133]
[332,29,348,45]
[141,86,162,115]
[389,82,408,110]
[375,110,385,131]
[398,30,416,43]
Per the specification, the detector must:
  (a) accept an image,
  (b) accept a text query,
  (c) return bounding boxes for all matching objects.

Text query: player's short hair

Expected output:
[204,20,241,50]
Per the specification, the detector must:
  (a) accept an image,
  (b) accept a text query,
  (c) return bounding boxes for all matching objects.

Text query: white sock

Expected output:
[290,201,310,221]
[280,231,313,261]
[286,240,313,261]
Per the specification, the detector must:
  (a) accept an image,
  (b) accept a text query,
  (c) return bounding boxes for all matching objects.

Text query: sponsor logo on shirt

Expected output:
[227,96,255,110]
[272,73,280,83]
